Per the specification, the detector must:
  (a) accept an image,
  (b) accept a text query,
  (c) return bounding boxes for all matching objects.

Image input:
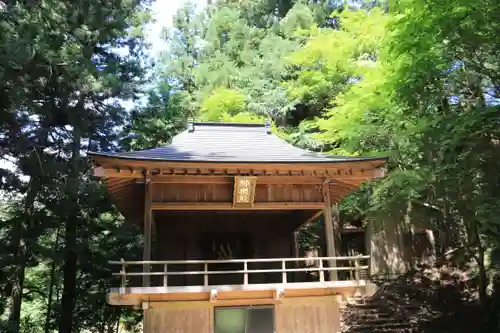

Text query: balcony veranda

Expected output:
[108,255,375,307]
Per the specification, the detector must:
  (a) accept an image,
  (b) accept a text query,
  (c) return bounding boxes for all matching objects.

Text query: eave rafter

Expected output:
[93,165,383,183]
[91,156,386,215]
[91,155,385,177]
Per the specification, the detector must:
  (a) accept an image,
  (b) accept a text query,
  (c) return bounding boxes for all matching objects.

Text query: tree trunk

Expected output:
[7,121,51,333]
[115,309,121,333]
[58,123,81,333]
[7,227,27,333]
[7,171,42,332]
[477,246,487,308]
[44,226,61,333]
[99,304,108,333]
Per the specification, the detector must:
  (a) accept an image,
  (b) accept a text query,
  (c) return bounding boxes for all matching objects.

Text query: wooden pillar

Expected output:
[322,180,338,280]
[293,231,300,258]
[143,173,152,287]
[293,231,300,283]
[151,214,156,262]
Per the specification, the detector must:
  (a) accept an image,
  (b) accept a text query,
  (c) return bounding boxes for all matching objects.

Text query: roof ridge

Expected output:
[193,122,265,128]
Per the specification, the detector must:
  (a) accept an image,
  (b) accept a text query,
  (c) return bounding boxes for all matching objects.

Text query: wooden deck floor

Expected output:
[108,280,376,306]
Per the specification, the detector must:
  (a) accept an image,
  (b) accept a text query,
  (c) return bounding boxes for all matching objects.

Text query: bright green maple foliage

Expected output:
[200,87,247,120]
[315,0,500,311]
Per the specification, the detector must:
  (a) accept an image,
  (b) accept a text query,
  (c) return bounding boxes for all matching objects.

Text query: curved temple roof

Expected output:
[89,122,387,164]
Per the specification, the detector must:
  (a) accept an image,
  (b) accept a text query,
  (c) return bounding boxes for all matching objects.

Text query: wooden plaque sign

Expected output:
[233,176,257,207]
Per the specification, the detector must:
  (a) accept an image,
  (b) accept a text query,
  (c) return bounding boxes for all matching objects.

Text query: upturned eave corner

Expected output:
[374,168,385,179]
[92,165,105,178]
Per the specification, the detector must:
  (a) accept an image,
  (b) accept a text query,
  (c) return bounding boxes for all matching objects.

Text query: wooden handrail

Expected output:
[111,256,370,289]
[109,255,370,265]
[112,266,370,276]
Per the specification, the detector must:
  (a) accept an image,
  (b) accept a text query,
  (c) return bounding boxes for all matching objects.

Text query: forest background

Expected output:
[1,0,500,332]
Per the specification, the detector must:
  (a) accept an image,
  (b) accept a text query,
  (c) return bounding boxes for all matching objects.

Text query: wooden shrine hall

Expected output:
[89,121,387,333]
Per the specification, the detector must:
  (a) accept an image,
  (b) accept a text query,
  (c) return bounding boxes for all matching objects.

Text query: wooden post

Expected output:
[282,260,287,284]
[143,173,152,287]
[322,180,338,281]
[163,264,168,288]
[318,259,325,282]
[243,261,248,285]
[354,257,360,281]
[293,231,300,258]
[332,203,342,277]
[120,258,127,290]
[204,263,209,287]
[151,207,157,259]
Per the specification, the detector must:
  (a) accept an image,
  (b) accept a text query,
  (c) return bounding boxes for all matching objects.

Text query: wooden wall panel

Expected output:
[154,213,297,260]
[110,182,144,222]
[153,234,187,287]
[152,183,324,204]
[154,211,306,235]
[143,307,212,333]
[151,211,308,286]
[275,297,341,333]
[153,183,233,203]
[366,217,409,277]
[254,184,323,203]
[142,297,341,333]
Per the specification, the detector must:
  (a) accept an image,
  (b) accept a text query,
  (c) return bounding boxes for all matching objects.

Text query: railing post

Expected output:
[367,255,371,279]
[318,259,324,282]
[282,260,287,284]
[354,256,360,281]
[204,263,209,287]
[163,263,168,288]
[120,258,127,290]
[243,261,248,285]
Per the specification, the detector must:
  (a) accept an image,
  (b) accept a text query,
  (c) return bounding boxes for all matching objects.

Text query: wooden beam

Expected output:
[322,180,338,280]
[103,178,135,189]
[105,180,136,192]
[302,210,324,227]
[107,282,373,306]
[93,167,143,179]
[150,175,328,184]
[143,174,152,287]
[91,155,387,172]
[149,298,279,308]
[151,202,325,211]
[92,163,384,181]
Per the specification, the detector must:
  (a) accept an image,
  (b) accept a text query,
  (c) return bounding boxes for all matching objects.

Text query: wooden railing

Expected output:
[110,256,370,289]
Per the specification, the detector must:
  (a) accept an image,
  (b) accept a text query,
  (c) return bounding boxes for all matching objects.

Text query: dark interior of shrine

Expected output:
[145,210,321,286]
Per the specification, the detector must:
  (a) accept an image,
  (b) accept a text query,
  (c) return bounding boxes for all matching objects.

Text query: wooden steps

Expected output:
[341,296,421,333]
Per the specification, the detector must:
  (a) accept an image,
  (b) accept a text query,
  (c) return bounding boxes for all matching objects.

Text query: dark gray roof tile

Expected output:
[90,122,386,164]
